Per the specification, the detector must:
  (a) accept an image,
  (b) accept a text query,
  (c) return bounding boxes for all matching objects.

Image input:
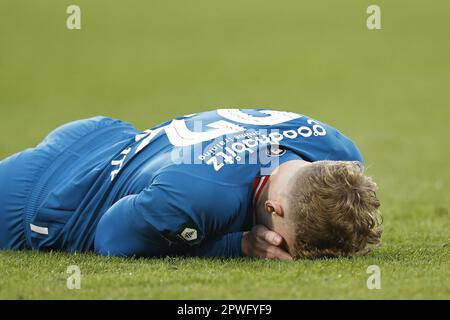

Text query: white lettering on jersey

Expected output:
[165,119,245,147]
[307,119,327,136]
[109,109,326,178]
[206,156,224,172]
[135,127,165,154]
[217,109,301,126]
[110,147,131,181]
[203,122,327,171]
[134,129,152,142]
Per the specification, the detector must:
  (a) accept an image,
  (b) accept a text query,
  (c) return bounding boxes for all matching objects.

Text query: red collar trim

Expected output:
[252,175,270,223]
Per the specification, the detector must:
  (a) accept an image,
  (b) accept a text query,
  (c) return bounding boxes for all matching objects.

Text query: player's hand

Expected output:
[241,225,293,260]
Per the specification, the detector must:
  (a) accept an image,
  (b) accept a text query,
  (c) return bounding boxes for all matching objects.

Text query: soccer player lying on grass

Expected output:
[0,109,382,260]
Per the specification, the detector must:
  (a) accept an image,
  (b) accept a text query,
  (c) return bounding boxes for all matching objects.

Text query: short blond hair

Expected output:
[289,161,382,259]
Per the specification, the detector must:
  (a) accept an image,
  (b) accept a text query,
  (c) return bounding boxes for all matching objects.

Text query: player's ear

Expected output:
[264,200,284,217]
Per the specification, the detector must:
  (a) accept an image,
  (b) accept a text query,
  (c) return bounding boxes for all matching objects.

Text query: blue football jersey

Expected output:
[2,109,363,257]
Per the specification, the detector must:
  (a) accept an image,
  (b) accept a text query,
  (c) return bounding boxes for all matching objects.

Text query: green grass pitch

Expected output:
[0,0,449,299]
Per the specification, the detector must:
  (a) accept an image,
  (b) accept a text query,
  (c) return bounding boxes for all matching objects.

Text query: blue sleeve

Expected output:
[94,194,170,257]
[183,232,243,258]
[94,182,244,258]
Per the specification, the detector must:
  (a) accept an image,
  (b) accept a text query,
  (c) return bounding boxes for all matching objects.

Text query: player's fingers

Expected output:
[257,227,283,246]
[265,245,293,261]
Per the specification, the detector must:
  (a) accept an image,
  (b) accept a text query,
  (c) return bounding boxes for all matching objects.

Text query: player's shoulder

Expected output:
[153,164,250,190]
[140,165,247,231]
[151,164,249,208]
[320,123,364,163]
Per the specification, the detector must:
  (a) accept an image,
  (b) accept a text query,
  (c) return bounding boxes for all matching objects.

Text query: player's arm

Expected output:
[94,178,242,258]
[179,232,243,258]
[94,195,291,259]
[94,193,172,257]
[95,173,291,259]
